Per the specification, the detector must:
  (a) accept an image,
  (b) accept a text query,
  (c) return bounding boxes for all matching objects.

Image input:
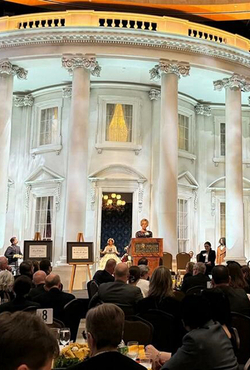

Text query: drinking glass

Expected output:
[140,354,152,369]
[127,341,139,361]
[60,328,71,347]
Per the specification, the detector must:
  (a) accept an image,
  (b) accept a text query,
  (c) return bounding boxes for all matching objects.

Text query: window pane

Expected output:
[220,202,226,238]
[35,196,53,239]
[106,103,133,142]
[40,107,58,146]
[178,114,189,151]
[220,123,225,156]
[178,198,188,252]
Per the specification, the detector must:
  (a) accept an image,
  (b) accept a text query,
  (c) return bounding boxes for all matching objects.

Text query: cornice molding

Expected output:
[214,73,250,92]
[195,103,211,116]
[0,59,27,79]
[150,59,190,80]
[62,54,101,76]
[13,93,34,107]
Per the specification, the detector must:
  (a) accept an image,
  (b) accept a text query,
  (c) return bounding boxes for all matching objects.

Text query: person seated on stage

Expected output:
[0,275,40,314]
[198,241,216,275]
[4,237,22,273]
[33,273,75,321]
[69,303,144,370]
[0,311,59,370]
[19,260,34,281]
[146,295,239,370]
[89,263,143,314]
[0,256,14,301]
[99,238,121,270]
[182,262,195,284]
[39,259,52,275]
[138,257,149,266]
[181,262,210,293]
[27,270,46,300]
[93,259,116,285]
[135,218,153,238]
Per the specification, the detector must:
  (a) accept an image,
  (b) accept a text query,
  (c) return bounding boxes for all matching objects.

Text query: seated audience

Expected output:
[33,273,75,321]
[242,265,250,293]
[137,264,150,297]
[181,262,210,293]
[198,241,216,275]
[227,261,249,291]
[212,265,250,316]
[89,263,143,313]
[93,259,116,285]
[128,265,149,298]
[0,311,59,370]
[0,256,14,301]
[32,260,40,273]
[137,266,180,319]
[19,260,34,280]
[0,275,40,313]
[69,303,144,369]
[182,262,195,283]
[147,295,239,370]
[27,270,46,300]
[39,259,52,275]
[138,257,148,266]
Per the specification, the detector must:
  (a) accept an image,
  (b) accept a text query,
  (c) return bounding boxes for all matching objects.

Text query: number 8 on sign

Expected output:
[37,308,53,324]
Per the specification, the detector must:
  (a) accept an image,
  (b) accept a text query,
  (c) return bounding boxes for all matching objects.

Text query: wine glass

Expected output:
[60,328,71,347]
[127,341,139,361]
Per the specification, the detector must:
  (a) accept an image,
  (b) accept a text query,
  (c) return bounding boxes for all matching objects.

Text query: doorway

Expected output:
[101,192,133,255]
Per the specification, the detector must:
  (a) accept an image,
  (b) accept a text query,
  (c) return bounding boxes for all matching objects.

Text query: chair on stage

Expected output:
[123,317,153,345]
[231,312,250,365]
[87,280,99,299]
[63,298,89,342]
[162,252,173,270]
[176,252,190,274]
[196,253,201,262]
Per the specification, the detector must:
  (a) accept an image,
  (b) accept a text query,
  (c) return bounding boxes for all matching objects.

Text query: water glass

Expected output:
[140,355,152,369]
[127,341,139,361]
[60,328,71,347]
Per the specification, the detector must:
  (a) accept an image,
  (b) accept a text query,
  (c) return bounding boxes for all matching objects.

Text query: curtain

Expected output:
[121,104,132,142]
[106,104,116,140]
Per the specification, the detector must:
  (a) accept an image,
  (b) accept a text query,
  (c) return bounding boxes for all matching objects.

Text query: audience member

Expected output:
[147,295,238,370]
[128,265,148,298]
[93,259,116,285]
[227,261,249,291]
[198,241,216,275]
[33,273,75,321]
[39,259,52,275]
[138,257,148,266]
[182,262,194,283]
[0,256,14,300]
[27,270,46,300]
[137,264,150,297]
[212,265,250,316]
[89,263,143,314]
[70,303,144,369]
[19,260,34,280]
[32,260,40,273]
[181,262,209,293]
[242,265,250,292]
[0,275,40,313]
[0,311,59,370]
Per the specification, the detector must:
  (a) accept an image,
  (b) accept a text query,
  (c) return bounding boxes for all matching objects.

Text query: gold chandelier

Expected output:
[102,193,126,212]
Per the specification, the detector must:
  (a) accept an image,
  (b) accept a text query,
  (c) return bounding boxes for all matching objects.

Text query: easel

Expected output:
[69,233,92,293]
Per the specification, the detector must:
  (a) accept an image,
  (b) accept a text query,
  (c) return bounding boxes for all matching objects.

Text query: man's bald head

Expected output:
[0,257,8,270]
[105,259,116,274]
[33,270,46,286]
[45,273,61,290]
[114,263,129,282]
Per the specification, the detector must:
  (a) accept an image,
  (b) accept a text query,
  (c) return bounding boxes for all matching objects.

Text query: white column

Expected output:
[0,60,27,252]
[150,60,190,255]
[62,55,101,244]
[214,74,250,263]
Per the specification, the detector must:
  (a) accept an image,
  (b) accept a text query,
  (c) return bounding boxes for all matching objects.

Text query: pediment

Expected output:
[25,166,64,184]
[208,177,250,191]
[89,164,147,182]
[178,171,199,189]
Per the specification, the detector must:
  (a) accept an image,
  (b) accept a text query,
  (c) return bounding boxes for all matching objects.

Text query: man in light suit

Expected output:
[89,263,143,313]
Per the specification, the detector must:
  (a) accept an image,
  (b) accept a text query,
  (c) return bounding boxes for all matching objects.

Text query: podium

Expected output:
[131,238,163,275]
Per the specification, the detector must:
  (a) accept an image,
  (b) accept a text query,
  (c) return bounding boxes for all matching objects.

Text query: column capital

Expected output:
[213,73,250,92]
[13,94,34,107]
[149,59,190,81]
[195,103,211,116]
[0,59,27,79]
[149,88,161,101]
[62,54,101,77]
[62,86,72,98]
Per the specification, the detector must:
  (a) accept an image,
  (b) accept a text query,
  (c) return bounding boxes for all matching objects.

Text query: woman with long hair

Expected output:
[227,261,249,291]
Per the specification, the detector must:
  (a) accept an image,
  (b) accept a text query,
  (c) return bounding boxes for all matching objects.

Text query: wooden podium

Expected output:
[131,238,163,275]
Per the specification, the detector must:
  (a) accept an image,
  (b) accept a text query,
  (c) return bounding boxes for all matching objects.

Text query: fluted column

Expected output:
[214,74,250,263]
[150,60,190,255]
[62,54,101,245]
[0,60,27,251]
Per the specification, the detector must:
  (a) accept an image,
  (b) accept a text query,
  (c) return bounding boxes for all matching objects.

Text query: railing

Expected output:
[0,10,250,52]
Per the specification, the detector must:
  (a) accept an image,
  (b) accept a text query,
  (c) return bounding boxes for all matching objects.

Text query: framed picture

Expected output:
[23,240,52,261]
[67,242,94,264]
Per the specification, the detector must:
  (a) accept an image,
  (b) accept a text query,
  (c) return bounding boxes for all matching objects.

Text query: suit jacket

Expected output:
[27,283,46,300]
[4,245,22,266]
[162,320,239,370]
[69,351,145,370]
[214,285,250,317]
[0,296,40,313]
[89,280,143,310]
[33,288,75,321]
[181,273,210,293]
[198,250,216,274]
[93,269,114,285]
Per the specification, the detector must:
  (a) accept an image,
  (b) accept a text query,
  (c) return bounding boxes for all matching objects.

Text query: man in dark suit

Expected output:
[212,265,250,316]
[198,241,216,275]
[93,258,116,285]
[89,263,143,312]
[181,262,210,293]
[70,303,144,370]
[33,273,75,321]
[27,270,46,300]
[4,237,22,273]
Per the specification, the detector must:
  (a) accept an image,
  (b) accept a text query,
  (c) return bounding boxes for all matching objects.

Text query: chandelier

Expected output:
[102,193,126,212]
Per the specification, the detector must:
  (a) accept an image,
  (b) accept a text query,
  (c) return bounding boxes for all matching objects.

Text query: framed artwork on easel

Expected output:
[67,242,94,264]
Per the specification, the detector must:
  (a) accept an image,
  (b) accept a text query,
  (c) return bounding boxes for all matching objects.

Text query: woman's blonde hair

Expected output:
[148,266,173,299]
[140,218,149,226]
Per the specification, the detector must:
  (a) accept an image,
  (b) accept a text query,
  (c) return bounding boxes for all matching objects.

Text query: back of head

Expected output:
[13,275,32,297]
[40,259,52,275]
[33,270,46,286]
[212,265,229,285]
[0,270,14,292]
[193,262,206,275]
[138,257,148,266]
[149,266,173,299]
[105,259,116,273]
[0,311,59,370]
[227,261,247,289]
[0,256,8,270]
[20,260,33,278]
[181,295,212,330]
[186,262,195,274]
[138,264,149,278]
[128,266,141,284]
[45,273,61,290]
[114,263,128,281]
[202,288,231,326]
[86,303,124,350]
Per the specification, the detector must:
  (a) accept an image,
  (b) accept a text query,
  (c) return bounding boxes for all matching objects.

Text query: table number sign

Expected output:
[37,308,53,324]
